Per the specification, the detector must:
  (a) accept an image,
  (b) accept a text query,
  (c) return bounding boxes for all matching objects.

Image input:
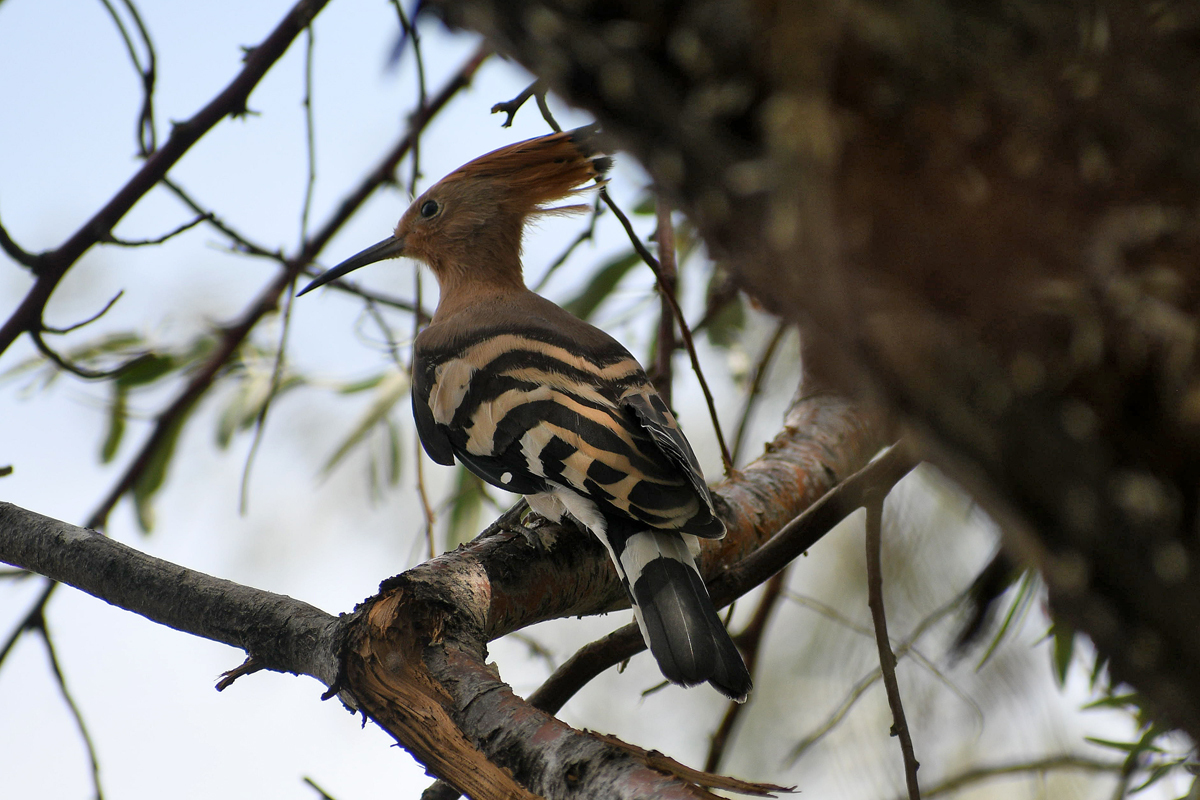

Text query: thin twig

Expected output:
[865,490,921,799]
[391,0,427,194]
[101,214,207,247]
[730,321,788,465]
[414,268,437,560]
[239,17,319,514]
[161,178,278,258]
[0,217,40,268]
[0,0,336,358]
[0,579,56,669]
[535,92,561,132]
[239,286,297,514]
[29,329,146,381]
[529,444,915,715]
[599,189,733,474]
[788,592,959,763]
[41,292,125,335]
[96,0,158,157]
[303,776,340,800]
[85,46,489,531]
[299,24,317,244]
[532,194,603,292]
[705,568,789,772]
[907,754,1123,800]
[651,199,678,406]
[35,618,105,800]
[491,80,541,127]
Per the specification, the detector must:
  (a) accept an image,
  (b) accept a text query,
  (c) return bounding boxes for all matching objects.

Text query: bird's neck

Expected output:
[430,255,529,323]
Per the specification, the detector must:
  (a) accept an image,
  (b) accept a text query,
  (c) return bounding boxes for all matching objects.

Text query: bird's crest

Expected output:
[438,125,611,218]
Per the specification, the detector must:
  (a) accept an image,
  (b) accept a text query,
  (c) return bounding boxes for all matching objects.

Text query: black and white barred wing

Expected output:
[412,332,719,533]
[621,389,725,539]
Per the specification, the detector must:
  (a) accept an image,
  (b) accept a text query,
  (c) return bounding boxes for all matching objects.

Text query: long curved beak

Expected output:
[297,236,406,296]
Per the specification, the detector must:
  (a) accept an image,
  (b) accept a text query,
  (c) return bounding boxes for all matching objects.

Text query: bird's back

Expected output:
[413,291,724,538]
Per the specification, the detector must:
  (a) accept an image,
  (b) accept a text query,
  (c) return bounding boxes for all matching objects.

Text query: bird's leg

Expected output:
[475,498,545,551]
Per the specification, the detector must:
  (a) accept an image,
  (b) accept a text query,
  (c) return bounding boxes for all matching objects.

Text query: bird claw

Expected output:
[504,520,547,553]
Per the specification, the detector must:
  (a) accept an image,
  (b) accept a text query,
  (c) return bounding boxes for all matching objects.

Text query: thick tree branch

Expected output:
[0,389,883,799]
[0,503,341,685]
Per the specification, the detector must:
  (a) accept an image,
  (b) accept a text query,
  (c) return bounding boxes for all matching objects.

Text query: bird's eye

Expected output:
[420,200,440,218]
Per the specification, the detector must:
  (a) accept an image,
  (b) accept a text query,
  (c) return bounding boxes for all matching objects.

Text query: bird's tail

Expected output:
[616,531,752,702]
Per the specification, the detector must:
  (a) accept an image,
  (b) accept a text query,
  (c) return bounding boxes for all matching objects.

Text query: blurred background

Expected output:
[0,1,1189,798]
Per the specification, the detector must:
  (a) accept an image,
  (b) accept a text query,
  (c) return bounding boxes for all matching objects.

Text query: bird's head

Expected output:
[298,125,610,298]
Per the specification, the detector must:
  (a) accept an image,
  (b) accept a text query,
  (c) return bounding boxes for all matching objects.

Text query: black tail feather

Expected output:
[631,556,752,702]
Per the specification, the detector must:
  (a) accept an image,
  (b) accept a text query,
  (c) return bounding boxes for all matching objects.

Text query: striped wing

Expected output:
[413,329,723,536]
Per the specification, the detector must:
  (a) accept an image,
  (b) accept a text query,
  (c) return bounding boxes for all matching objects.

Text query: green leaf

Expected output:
[705,293,745,349]
[1085,737,1139,753]
[974,570,1036,670]
[562,251,641,321]
[322,370,410,475]
[337,373,387,394]
[445,465,486,548]
[100,385,128,464]
[1050,621,1075,686]
[385,416,402,486]
[131,400,197,533]
[631,193,656,216]
[1132,761,1178,793]
[1082,692,1141,711]
[116,352,177,388]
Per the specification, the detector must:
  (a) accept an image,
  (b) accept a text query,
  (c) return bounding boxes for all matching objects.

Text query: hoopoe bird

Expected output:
[300,126,752,701]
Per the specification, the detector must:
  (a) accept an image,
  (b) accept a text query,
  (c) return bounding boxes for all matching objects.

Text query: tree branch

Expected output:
[0,503,341,685]
[865,490,921,799]
[0,389,884,799]
[0,0,332,356]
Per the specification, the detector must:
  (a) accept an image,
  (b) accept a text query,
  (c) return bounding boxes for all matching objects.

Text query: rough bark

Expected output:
[424,0,1200,743]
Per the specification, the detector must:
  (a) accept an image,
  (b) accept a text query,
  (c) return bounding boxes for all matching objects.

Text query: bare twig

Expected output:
[96,0,158,156]
[0,579,55,669]
[0,0,334,357]
[651,199,678,406]
[865,490,921,799]
[303,776,340,800]
[238,16,319,515]
[102,214,207,247]
[391,0,428,195]
[238,287,297,514]
[600,189,733,474]
[84,45,489,531]
[414,268,437,559]
[491,80,541,127]
[906,754,1123,800]
[535,92,560,132]
[788,592,959,763]
[38,289,127,345]
[161,178,278,259]
[705,568,789,772]
[529,442,913,715]
[730,321,788,465]
[0,216,40,268]
[35,618,105,800]
[532,194,603,292]
[29,329,146,381]
[299,24,318,244]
